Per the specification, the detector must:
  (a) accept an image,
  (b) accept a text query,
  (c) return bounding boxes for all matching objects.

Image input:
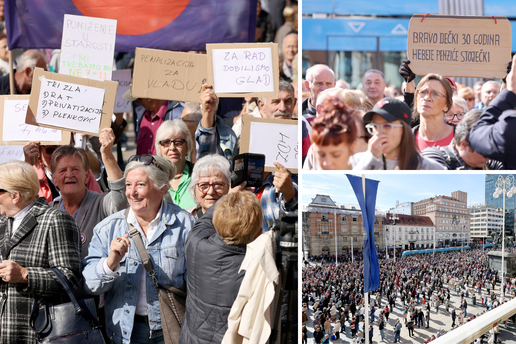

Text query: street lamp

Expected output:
[391,213,399,261]
[493,175,516,301]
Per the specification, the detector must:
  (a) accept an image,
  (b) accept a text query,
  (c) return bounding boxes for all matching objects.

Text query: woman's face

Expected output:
[53,155,88,197]
[194,170,229,212]
[314,142,353,170]
[159,133,188,165]
[446,104,466,125]
[417,80,449,119]
[370,114,403,158]
[125,167,165,216]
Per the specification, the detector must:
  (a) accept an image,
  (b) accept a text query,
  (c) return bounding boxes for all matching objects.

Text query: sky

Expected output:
[300,173,507,212]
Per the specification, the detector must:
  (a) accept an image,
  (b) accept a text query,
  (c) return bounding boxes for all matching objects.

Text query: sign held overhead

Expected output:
[407,14,511,78]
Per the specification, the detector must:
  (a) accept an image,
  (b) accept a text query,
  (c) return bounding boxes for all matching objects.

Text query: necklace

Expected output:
[419,125,446,149]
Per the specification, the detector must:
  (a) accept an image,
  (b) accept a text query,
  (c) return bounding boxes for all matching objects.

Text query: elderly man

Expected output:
[302,64,335,121]
[257,79,296,120]
[281,33,298,82]
[475,80,500,109]
[362,69,386,106]
[0,50,47,95]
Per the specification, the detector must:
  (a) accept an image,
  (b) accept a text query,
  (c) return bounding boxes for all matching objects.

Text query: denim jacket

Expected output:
[82,202,195,344]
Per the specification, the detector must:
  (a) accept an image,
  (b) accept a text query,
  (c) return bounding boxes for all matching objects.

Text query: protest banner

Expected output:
[132,48,208,103]
[240,114,297,173]
[60,14,117,81]
[0,95,70,145]
[26,68,118,136]
[112,69,132,113]
[0,146,24,163]
[206,43,279,98]
[407,14,511,78]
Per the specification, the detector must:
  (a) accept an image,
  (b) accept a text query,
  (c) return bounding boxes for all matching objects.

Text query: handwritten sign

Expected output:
[206,43,279,98]
[132,48,207,103]
[27,68,118,136]
[407,14,511,78]
[0,95,70,145]
[240,114,297,173]
[0,146,24,164]
[60,14,117,81]
[112,69,132,113]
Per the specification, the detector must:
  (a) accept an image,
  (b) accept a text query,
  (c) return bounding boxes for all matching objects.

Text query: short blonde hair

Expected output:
[213,191,262,245]
[0,160,39,202]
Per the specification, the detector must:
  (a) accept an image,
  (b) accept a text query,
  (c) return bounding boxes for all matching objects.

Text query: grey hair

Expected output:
[188,154,231,206]
[183,102,203,122]
[363,69,385,81]
[260,79,295,103]
[482,80,500,91]
[154,119,193,160]
[453,110,483,147]
[305,64,335,84]
[15,50,45,72]
[124,155,176,191]
[452,96,468,114]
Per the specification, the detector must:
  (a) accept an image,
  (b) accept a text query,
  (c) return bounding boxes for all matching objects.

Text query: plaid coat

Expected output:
[0,198,82,344]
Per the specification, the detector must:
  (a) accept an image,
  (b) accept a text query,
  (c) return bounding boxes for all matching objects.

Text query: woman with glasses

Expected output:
[352,97,444,170]
[413,73,455,151]
[155,119,197,212]
[458,87,476,111]
[83,154,195,344]
[445,96,468,125]
[188,154,231,218]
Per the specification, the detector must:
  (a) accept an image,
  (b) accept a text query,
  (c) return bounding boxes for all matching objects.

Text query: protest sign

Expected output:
[206,43,279,98]
[0,146,24,163]
[27,68,118,136]
[0,95,70,145]
[407,14,511,78]
[60,14,117,81]
[240,114,297,173]
[112,69,132,113]
[132,48,208,103]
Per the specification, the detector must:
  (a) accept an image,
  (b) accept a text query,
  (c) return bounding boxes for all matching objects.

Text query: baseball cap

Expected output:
[363,97,412,125]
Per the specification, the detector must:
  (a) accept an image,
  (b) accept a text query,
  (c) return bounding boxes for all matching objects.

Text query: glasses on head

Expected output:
[0,189,8,193]
[365,123,404,135]
[128,154,164,172]
[313,122,348,134]
[417,89,446,101]
[159,138,186,148]
[196,182,227,194]
[445,112,465,121]
[44,146,59,155]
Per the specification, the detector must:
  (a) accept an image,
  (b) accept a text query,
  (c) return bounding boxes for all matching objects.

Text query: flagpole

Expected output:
[334,209,338,266]
[363,174,370,344]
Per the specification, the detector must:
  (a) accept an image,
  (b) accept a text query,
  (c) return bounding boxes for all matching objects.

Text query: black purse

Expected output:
[29,268,106,344]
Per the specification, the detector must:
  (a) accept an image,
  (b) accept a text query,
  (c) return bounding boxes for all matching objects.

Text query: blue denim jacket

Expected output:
[82,202,195,344]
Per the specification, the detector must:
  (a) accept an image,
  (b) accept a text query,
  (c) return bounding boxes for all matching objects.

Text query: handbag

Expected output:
[125,209,186,344]
[29,268,105,344]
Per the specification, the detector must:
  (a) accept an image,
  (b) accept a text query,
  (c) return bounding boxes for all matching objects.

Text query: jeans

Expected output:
[380,329,385,341]
[127,321,165,344]
[394,330,401,343]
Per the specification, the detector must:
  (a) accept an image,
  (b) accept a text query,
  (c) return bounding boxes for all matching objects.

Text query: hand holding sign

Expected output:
[99,128,116,155]
[200,83,217,128]
[272,161,295,203]
[23,141,40,166]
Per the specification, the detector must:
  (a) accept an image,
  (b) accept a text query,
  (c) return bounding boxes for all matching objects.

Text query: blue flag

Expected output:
[346,174,380,293]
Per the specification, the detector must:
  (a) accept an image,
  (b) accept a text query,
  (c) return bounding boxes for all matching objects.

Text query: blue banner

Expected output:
[346,174,380,293]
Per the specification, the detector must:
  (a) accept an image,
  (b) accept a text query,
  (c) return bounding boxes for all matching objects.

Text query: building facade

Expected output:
[413,190,470,248]
[384,213,435,253]
[386,201,413,215]
[469,204,504,245]
[485,174,516,237]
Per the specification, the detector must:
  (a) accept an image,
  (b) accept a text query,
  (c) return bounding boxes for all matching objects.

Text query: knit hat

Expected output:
[363,97,412,125]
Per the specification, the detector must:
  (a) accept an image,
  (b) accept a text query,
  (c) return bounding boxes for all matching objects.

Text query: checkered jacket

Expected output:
[0,198,82,344]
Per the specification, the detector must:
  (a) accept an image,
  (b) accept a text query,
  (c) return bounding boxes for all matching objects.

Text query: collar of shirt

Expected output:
[143,102,168,122]
[12,200,38,236]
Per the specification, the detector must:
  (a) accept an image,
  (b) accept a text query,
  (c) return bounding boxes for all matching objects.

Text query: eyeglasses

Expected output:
[417,89,446,101]
[313,122,348,134]
[44,146,59,155]
[365,123,404,135]
[159,139,186,148]
[196,182,227,194]
[0,189,8,193]
[465,97,475,102]
[445,112,465,121]
[128,154,164,172]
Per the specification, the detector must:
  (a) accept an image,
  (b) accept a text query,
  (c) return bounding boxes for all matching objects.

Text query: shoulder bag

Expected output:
[29,268,105,344]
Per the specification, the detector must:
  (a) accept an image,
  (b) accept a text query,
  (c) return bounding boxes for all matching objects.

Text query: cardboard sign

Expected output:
[0,146,24,164]
[0,95,70,145]
[27,68,118,136]
[132,48,208,103]
[60,14,117,81]
[240,114,297,173]
[112,69,132,113]
[206,43,279,98]
[407,14,511,78]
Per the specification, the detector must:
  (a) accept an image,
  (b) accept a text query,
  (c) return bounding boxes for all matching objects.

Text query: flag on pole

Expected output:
[5,0,257,52]
[346,174,380,293]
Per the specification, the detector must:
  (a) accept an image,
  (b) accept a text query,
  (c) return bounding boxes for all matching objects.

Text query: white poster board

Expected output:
[0,146,24,163]
[112,69,132,113]
[60,14,117,81]
[36,79,105,134]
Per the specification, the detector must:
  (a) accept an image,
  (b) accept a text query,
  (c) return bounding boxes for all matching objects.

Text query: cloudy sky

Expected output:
[300,173,508,212]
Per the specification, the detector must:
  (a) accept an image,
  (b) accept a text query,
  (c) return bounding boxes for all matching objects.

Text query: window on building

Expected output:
[353,237,358,242]
[343,237,348,242]
[321,214,328,221]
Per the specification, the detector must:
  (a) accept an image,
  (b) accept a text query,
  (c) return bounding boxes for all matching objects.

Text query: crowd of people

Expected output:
[0,1,299,343]
[301,57,516,170]
[302,247,516,343]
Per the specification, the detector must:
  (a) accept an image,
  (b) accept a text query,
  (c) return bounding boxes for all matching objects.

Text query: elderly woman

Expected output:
[458,87,475,111]
[155,119,197,212]
[444,96,469,125]
[188,154,231,218]
[83,155,195,344]
[0,161,81,343]
[413,73,455,151]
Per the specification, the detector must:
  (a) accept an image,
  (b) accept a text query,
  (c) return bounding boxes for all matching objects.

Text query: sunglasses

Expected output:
[128,155,164,172]
[313,122,348,134]
[0,189,8,193]
[159,138,186,148]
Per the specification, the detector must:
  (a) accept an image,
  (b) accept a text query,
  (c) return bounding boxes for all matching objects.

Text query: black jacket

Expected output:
[421,143,504,170]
